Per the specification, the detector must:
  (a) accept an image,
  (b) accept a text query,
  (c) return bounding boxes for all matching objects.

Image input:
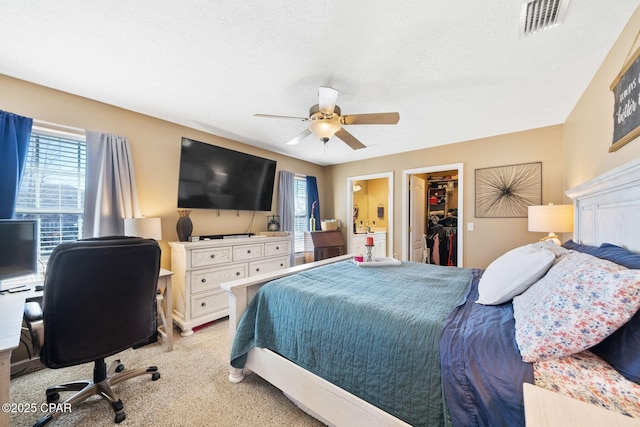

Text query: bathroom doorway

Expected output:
[346,172,394,258]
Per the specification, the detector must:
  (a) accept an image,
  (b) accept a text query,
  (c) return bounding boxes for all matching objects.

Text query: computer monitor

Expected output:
[0,219,38,291]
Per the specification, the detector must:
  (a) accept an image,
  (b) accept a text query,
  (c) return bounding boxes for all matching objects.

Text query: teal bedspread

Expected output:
[230,260,472,426]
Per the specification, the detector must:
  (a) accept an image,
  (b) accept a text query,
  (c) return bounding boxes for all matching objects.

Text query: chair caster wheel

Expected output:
[115,412,126,423]
[46,392,60,403]
[151,372,161,381]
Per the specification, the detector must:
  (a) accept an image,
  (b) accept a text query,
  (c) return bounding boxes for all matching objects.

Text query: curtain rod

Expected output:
[33,119,85,138]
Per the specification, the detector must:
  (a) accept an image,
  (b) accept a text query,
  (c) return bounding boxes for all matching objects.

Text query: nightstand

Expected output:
[523,383,640,426]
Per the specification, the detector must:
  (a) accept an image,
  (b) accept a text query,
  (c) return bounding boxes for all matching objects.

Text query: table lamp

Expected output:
[124,217,162,241]
[527,204,573,245]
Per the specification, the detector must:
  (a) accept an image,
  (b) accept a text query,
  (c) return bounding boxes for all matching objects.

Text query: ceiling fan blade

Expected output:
[286,129,312,145]
[254,113,308,121]
[318,87,339,114]
[342,112,400,125]
[335,128,366,150]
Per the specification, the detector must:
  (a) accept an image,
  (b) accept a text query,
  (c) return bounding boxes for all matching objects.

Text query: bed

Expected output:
[222,157,640,426]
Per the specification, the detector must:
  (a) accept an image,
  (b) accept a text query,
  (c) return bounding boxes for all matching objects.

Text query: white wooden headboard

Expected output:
[565,157,640,252]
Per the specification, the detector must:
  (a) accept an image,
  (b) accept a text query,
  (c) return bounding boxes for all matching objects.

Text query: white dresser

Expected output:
[169,235,291,336]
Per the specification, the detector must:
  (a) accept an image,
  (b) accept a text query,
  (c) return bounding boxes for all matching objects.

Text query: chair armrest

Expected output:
[23,301,44,355]
[24,301,43,321]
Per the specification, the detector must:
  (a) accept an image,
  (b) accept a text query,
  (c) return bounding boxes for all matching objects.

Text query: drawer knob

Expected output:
[247,249,251,254]
[276,246,279,250]
[201,278,206,283]
[236,272,240,276]
[280,263,284,267]
[210,254,216,259]
[255,268,260,272]
[201,302,206,307]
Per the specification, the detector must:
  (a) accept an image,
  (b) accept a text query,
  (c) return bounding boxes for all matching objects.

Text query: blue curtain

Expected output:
[306,175,320,231]
[0,111,33,219]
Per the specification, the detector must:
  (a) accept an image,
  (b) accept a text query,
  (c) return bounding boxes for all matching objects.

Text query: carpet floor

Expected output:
[9,318,325,427]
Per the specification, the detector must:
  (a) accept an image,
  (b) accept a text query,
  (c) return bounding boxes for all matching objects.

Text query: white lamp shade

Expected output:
[528,204,573,233]
[309,118,341,140]
[124,217,162,241]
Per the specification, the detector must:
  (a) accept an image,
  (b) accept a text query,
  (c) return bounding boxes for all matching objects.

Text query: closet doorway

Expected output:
[401,163,464,267]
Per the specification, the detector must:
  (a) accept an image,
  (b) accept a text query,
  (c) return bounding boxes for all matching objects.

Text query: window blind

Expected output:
[15,131,86,258]
[293,175,308,253]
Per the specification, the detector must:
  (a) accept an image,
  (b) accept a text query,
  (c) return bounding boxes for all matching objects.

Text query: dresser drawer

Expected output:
[191,291,227,318]
[191,246,232,268]
[233,243,264,261]
[264,240,290,257]
[249,256,289,276]
[191,264,247,293]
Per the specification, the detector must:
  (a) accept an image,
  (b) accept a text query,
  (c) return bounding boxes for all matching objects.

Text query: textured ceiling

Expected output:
[0,1,638,166]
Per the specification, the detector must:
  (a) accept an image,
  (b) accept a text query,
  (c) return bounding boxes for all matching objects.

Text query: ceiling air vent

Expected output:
[519,0,570,37]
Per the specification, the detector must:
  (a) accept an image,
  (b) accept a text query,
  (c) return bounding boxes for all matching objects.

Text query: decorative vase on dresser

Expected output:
[176,210,193,242]
[169,234,292,336]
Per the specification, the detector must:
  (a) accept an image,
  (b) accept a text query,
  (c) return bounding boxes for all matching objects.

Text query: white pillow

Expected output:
[476,244,555,305]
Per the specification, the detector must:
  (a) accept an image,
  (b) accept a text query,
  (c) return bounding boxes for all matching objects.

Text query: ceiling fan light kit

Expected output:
[255,87,400,150]
[309,104,342,143]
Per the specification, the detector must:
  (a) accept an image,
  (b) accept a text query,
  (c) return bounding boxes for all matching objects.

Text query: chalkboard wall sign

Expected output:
[610,46,640,152]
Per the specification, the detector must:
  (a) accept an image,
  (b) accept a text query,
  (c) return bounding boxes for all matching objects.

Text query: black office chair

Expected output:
[24,237,162,426]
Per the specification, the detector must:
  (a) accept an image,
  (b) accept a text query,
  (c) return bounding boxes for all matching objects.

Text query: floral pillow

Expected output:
[512,251,640,362]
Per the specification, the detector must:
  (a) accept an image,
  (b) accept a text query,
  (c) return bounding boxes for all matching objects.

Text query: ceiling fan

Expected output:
[254,87,400,150]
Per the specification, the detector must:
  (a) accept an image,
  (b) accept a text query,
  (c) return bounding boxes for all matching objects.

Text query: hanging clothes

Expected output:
[447,231,455,266]
[432,233,440,265]
[426,224,457,266]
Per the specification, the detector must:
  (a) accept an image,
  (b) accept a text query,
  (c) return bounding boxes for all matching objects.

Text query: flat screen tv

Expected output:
[0,219,38,290]
[177,137,277,211]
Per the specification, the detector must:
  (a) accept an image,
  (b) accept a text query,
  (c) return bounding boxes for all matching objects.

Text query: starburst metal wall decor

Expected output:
[475,162,542,218]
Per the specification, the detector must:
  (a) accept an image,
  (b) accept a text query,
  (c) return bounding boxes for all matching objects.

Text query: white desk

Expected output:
[157,268,174,351]
[0,291,28,427]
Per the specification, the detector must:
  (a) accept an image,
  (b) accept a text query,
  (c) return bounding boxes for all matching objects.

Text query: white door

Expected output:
[409,175,426,262]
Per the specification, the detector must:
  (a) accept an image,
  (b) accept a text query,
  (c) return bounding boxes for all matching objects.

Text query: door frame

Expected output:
[408,174,426,262]
[401,163,464,266]
[346,172,394,257]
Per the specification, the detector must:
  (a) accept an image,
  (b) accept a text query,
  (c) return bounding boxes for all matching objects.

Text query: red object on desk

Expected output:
[366,236,374,246]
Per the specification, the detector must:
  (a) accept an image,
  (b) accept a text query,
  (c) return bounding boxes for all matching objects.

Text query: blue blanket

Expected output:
[440,270,534,427]
[230,260,472,426]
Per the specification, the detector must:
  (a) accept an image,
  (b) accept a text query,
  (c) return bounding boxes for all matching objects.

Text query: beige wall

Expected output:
[327,126,564,268]
[564,6,640,189]
[0,75,326,269]
[4,5,640,271]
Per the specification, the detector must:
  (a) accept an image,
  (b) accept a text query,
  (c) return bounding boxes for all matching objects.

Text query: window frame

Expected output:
[14,124,87,273]
[293,174,308,254]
